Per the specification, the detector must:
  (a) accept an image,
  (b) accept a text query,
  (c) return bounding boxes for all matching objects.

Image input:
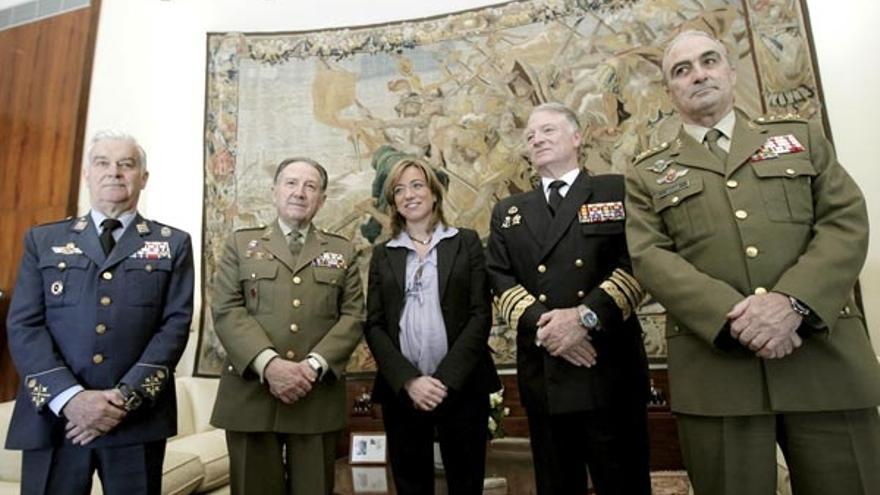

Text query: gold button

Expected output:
[745,246,759,258]
[92,354,104,364]
[726,180,738,188]
[95,323,107,334]
[289,324,299,333]
[538,294,547,303]
[100,296,112,306]
[671,196,680,205]
[145,264,153,273]
[286,350,296,359]
[57,261,67,270]
[293,276,302,284]
[575,259,584,268]
[28,379,36,388]
[735,210,748,220]
[227,365,234,372]
[251,273,257,279]
[292,299,301,308]
[754,287,768,295]
[537,265,546,273]
[267,254,275,260]
[102,271,113,280]
[577,290,585,298]
[157,370,166,379]
[785,168,796,176]
[843,306,851,315]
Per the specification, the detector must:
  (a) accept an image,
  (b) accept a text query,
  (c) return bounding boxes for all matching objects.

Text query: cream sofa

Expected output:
[0,377,229,495]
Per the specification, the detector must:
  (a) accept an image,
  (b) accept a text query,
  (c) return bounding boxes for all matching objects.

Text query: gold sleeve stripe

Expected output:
[497,285,536,330]
[611,269,644,309]
[509,294,536,331]
[600,269,645,320]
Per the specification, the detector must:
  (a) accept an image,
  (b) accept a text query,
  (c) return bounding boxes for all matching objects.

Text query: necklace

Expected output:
[409,234,432,246]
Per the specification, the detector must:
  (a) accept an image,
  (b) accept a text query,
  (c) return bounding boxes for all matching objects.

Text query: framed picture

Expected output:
[351,466,389,493]
[349,433,387,464]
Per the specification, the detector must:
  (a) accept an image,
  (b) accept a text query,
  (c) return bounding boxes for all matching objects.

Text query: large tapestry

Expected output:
[197,0,825,376]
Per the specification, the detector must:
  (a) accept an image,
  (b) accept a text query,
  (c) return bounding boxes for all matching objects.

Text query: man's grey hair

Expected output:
[530,102,581,132]
[86,131,148,170]
[273,157,329,192]
[661,30,733,81]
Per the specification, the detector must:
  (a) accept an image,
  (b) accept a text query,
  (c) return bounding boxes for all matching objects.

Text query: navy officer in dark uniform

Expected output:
[486,103,651,495]
[5,131,194,495]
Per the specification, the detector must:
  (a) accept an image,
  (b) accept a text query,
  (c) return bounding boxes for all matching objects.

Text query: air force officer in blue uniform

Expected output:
[5,131,194,495]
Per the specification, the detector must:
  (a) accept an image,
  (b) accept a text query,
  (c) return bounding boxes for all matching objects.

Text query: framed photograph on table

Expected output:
[351,466,389,493]
[349,433,387,464]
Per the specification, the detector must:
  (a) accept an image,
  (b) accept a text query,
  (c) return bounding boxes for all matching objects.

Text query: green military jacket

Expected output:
[625,112,880,416]
[210,221,364,433]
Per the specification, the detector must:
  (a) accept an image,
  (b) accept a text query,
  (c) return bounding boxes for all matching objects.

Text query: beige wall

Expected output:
[83,0,880,374]
[805,0,880,352]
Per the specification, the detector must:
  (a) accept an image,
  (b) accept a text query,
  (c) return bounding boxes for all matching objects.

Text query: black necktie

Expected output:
[99,218,122,255]
[547,180,565,216]
[705,128,728,163]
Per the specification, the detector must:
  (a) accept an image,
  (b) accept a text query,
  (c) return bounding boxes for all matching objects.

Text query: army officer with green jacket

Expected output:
[625,30,880,494]
[211,157,364,495]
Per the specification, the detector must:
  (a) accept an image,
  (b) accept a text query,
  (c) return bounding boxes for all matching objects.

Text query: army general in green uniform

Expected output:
[210,158,364,495]
[625,30,880,494]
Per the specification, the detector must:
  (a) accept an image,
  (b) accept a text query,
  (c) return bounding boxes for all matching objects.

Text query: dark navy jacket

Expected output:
[5,213,193,450]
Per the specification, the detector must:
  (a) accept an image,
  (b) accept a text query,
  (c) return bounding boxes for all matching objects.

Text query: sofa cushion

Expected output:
[0,481,20,495]
[162,450,205,495]
[168,429,229,492]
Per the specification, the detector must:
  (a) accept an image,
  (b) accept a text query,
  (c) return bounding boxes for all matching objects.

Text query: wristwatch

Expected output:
[789,296,811,317]
[116,383,143,412]
[577,305,600,330]
[306,356,324,377]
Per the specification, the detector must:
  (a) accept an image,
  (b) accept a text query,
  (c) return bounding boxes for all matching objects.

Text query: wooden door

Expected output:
[0,3,101,402]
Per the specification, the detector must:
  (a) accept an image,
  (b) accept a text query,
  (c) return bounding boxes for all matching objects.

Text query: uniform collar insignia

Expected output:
[136,222,150,234]
[72,217,88,232]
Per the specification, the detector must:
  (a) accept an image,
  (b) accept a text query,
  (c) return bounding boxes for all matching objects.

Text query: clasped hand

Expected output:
[536,308,597,368]
[62,389,128,446]
[727,292,803,359]
[264,358,317,404]
[405,376,447,412]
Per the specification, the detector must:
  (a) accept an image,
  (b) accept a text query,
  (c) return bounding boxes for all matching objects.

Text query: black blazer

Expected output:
[365,228,500,404]
[486,172,649,414]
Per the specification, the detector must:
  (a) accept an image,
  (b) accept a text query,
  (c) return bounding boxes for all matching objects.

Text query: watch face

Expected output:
[581,309,598,328]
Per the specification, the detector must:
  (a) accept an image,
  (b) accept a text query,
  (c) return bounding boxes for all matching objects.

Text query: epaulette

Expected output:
[235,224,267,233]
[633,141,671,165]
[753,113,807,124]
[35,216,75,227]
[320,229,350,241]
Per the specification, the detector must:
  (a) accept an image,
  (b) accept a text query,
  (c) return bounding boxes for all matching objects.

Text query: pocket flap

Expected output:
[124,258,173,272]
[39,255,91,270]
[238,263,278,281]
[313,267,343,285]
[652,177,704,213]
[751,158,816,178]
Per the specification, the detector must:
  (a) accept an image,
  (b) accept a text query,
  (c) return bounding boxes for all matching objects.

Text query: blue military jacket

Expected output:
[5,213,194,450]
